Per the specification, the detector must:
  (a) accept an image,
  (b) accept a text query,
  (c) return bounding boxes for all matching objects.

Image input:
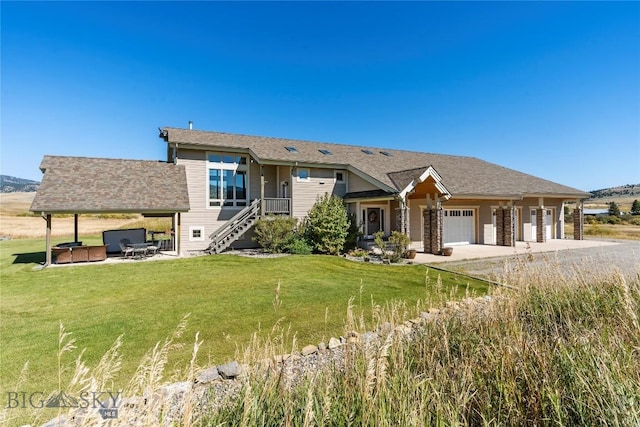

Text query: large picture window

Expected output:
[208,153,248,207]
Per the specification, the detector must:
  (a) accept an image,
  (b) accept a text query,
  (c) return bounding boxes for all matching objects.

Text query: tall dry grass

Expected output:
[205,261,640,426]
[3,261,639,426]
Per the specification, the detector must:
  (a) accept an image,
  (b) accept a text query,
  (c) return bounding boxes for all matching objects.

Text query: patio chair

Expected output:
[145,243,159,256]
[119,239,135,258]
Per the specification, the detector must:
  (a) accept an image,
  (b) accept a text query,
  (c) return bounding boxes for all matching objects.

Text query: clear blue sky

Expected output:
[2,1,638,191]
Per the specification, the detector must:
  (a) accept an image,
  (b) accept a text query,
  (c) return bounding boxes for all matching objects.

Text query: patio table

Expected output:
[127,242,152,258]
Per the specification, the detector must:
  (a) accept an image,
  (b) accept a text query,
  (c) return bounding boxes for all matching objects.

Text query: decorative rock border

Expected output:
[39,295,499,427]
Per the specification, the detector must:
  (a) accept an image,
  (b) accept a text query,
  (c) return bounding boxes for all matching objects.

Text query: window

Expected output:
[189,226,205,242]
[297,168,310,182]
[361,149,374,155]
[319,149,332,155]
[208,153,248,207]
[380,151,392,157]
[285,146,298,153]
[334,170,345,183]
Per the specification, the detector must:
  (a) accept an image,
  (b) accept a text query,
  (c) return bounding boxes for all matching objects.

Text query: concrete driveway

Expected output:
[411,239,640,281]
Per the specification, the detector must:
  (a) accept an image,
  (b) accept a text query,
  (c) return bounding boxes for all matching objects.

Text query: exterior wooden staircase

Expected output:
[206,199,261,254]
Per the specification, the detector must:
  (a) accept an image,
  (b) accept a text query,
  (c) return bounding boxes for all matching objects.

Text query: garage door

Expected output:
[444,209,475,245]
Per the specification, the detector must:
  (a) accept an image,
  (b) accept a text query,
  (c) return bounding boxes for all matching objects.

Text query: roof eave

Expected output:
[398,166,452,200]
[449,192,590,200]
[29,208,190,215]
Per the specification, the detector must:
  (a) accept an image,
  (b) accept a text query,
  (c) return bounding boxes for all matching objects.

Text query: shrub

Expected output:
[303,194,349,255]
[388,231,411,263]
[285,237,312,255]
[606,215,621,225]
[344,212,363,252]
[253,215,298,253]
[373,230,386,253]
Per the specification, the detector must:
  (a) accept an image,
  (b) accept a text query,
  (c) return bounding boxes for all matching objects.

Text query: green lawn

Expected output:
[1,237,490,397]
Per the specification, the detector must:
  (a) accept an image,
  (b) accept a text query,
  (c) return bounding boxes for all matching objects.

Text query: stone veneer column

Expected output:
[395,202,409,235]
[496,209,505,246]
[536,208,546,243]
[423,208,443,254]
[503,207,515,247]
[405,206,410,237]
[423,209,431,253]
[573,207,584,240]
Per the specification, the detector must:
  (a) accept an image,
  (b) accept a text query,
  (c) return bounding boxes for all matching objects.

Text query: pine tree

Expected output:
[631,199,640,215]
[608,201,620,217]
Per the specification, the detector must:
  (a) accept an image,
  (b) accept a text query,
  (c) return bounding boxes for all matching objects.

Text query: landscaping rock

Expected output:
[161,381,191,400]
[302,344,318,356]
[195,366,221,384]
[328,337,341,349]
[217,361,241,379]
[362,331,379,344]
[379,322,393,334]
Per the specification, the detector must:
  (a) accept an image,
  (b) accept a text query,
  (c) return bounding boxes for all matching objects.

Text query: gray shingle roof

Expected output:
[30,156,190,214]
[387,167,434,192]
[162,127,589,199]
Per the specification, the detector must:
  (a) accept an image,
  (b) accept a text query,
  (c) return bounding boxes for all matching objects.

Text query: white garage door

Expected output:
[444,209,475,245]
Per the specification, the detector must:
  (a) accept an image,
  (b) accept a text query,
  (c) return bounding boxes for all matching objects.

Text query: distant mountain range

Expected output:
[589,184,640,200]
[0,175,40,193]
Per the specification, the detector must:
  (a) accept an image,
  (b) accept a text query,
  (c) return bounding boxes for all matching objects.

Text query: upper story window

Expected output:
[208,153,248,207]
[380,151,392,157]
[334,170,345,183]
[361,149,374,155]
[285,146,298,153]
[319,149,332,155]
[297,168,310,182]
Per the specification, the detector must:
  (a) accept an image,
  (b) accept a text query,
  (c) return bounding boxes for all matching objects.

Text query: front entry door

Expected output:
[366,208,382,236]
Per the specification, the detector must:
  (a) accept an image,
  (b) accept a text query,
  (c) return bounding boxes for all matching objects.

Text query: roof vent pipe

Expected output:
[189,121,193,130]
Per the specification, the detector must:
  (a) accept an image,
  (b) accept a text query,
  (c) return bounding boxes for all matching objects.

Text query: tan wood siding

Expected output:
[291,167,343,219]
[263,165,278,198]
[348,173,378,193]
[249,161,260,200]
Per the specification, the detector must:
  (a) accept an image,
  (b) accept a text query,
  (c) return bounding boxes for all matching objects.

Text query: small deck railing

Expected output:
[264,198,291,215]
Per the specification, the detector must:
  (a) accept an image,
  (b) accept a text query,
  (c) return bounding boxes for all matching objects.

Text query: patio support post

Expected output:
[45,214,52,266]
[174,212,180,254]
[74,214,79,244]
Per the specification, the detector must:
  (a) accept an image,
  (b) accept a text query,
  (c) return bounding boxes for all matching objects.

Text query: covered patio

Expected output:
[29,155,190,266]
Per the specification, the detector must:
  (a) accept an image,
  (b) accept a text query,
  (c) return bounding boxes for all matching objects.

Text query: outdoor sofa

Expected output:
[52,242,108,264]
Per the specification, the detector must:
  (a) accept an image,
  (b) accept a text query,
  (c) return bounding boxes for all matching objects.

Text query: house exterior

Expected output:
[160,127,590,255]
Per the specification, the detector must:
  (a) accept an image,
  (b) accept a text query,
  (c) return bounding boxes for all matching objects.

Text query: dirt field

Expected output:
[0,192,140,238]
